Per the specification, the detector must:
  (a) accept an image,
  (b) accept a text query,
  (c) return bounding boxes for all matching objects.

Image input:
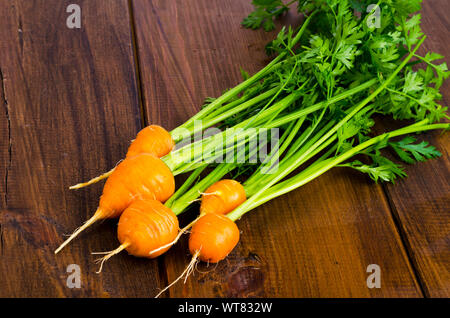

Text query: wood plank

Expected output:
[0,66,10,210]
[0,0,164,297]
[379,0,450,298]
[132,0,423,297]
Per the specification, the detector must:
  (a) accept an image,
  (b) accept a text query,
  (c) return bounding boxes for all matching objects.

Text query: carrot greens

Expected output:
[167,0,449,220]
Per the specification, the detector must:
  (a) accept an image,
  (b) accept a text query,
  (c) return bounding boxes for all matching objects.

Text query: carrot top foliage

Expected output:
[168,0,449,218]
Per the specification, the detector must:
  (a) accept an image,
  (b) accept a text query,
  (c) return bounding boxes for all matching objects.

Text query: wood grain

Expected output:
[132,0,423,297]
[130,0,299,130]
[0,0,164,297]
[379,0,450,297]
[0,66,10,210]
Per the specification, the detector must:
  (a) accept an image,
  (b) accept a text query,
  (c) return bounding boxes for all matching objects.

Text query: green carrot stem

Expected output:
[170,118,303,214]
[165,165,207,208]
[164,76,377,174]
[247,117,306,184]
[244,118,336,189]
[244,129,338,196]
[267,78,377,128]
[185,87,280,139]
[163,91,303,173]
[170,163,234,215]
[170,12,317,142]
[230,121,449,220]
[170,55,284,142]
[226,36,426,220]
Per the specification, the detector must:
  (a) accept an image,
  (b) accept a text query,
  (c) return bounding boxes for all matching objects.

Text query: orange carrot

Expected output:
[200,179,246,216]
[70,125,174,189]
[55,153,175,254]
[126,125,174,158]
[155,213,239,297]
[189,213,240,263]
[93,199,179,272]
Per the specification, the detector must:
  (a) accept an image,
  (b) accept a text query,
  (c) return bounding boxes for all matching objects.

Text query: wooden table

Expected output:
[0,0,448,298]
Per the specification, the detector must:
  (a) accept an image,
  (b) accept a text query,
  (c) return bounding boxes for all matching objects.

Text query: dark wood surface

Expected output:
[0,0,448,297]
[0,0,162,297]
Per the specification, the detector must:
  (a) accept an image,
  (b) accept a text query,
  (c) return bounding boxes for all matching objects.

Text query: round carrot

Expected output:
[100,153,175,214]
[118,199,178,258]
[93,199,179,272]
[155,213,239,297]
[189,213,240,263]
[70,125,174,190]
[55,153,175,254]
[126,125,175,158]
[200,179,246,215]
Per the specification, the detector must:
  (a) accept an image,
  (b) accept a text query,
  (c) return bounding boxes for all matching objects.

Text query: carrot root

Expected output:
[199,191,220,196]
[148,216,201,256]
[69,168,115,190]
[93,242,130,274]
[155,250,200,298]
[185,190,220,205]
[187,198,201,204]
[54,209,102,254]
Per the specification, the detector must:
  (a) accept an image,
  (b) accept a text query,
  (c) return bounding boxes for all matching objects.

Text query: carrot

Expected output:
[189,213,239,263]
[93,199,179,273]
[155,213,239,297]
[70,125,174,189]
[55,153,175,254]
[126,125,175,158]
[200,179,246,216]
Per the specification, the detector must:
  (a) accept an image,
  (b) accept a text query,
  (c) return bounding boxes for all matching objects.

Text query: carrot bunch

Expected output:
[55,0,450,298]
[55,12,318,255]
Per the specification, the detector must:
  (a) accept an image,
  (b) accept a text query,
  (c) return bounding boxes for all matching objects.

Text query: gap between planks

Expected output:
[380,184,429,297]
[128,0,148,128]
[0,66,11,207]
[127,0,171,296]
